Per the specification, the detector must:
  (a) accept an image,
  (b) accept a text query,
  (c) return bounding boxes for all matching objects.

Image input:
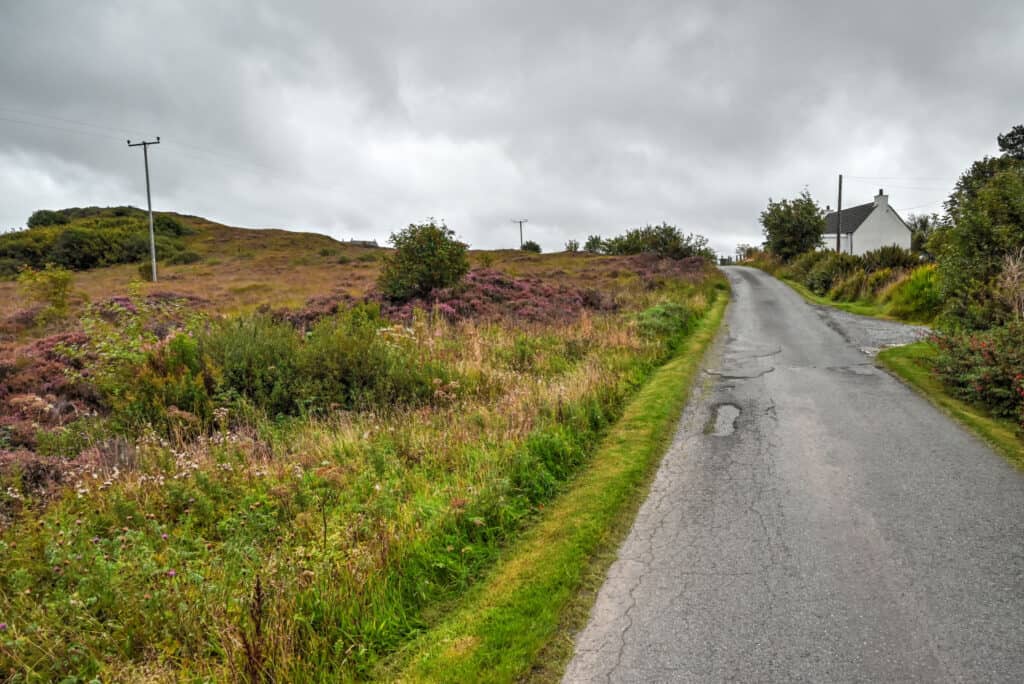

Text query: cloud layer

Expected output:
[2,1,1022,255]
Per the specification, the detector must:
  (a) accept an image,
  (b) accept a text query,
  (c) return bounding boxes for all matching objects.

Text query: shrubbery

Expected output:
[599,223,715,260]
[933,321,1024,427]
[0,207,192,277]
[805,252,861,295]
[521,240,542,253]
[16,264,75,323]
[378,222,469,301]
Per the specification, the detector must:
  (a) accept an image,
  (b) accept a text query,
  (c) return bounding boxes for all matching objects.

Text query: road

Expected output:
[564,266,1024,683]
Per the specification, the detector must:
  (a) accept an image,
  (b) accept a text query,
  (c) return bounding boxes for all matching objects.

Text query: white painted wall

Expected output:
[821,232,853,254]
[822,196,911,256]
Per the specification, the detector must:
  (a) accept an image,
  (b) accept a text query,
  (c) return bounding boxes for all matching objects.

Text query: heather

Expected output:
[0,238,724,680]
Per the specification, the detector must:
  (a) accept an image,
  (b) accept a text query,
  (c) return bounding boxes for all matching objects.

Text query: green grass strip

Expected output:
[878,341,1024,468]
[778,276,893,319]
[381,290,729,683]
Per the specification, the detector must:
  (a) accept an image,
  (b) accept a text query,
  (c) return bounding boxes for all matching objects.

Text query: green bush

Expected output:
[521,240,542,253]
[16,264,74,322]
[887,265,942,322]
[637,302,695,350]
[166,250,202,265]
[296,304,455,411]
[1,207,188,273]
[199,314,301,417]
[865,267,895,296]
[782,250,829,282]
[378,222,469,301]
[565,239,580,253]
[805,252,862,295]
[933,320,1024,426]
[861,245,917,273]
[584,235,604,253]
[829,269,867,301]
[601,223,714,260]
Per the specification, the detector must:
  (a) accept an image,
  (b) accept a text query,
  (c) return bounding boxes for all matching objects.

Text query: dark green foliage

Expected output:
[295,304,454,411]
[601,223,714,261]
[860,245,918,273]
[933,320,1024,427]
[378,222,469,301]
[584,235,604,253]
[166,250,202,265]
[199,315,302,417]
[805,252,861,295]
[783,249,829,282]
[760,190,825,261]
[637,302,695,350]
[521,240,542,253]
[0,207,189,276]
[907,213,941,256]
[998,124,1024,161]
[565,239,580,253]
[933,166,1024,330]
[944,156,1016,221]
[26,209,69,228]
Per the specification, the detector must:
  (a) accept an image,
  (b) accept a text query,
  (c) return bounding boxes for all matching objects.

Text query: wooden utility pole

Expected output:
[836,173,843,253]
[128,137,161,282]
[512,218,528,248]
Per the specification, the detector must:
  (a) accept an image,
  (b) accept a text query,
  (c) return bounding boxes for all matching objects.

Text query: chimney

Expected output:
[826,205,831,212]
[875,188,888,209]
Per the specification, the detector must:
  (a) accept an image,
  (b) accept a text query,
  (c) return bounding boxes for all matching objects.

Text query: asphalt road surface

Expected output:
[564,266,1024,683]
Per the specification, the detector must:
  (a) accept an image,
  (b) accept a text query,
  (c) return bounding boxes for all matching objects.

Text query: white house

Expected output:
[821,189,912,255]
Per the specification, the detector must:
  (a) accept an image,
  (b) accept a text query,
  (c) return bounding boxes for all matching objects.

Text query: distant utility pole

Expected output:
[835,173,843,253]
[512,218,528,248]
[128,136,161,282]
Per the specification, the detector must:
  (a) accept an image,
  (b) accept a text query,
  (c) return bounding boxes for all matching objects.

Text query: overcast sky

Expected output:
[1,1,1021,256]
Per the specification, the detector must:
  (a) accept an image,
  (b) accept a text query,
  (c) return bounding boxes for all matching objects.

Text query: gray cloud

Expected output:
[1,0,1022,255]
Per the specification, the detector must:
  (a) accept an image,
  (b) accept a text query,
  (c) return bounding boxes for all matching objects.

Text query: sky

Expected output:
[1,1,1022,257]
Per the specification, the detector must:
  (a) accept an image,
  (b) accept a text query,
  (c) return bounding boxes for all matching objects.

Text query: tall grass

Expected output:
[0,266,725,680]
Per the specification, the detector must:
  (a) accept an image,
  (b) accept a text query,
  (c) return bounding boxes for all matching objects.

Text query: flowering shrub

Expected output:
[932,320,1024,426]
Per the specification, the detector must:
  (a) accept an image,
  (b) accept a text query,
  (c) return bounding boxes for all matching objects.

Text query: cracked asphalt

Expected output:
[563,266,1024,683]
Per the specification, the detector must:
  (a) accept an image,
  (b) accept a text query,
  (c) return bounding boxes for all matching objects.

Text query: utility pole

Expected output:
[835,173,843,254]
[511,218,528,248]
[128,136,161,282]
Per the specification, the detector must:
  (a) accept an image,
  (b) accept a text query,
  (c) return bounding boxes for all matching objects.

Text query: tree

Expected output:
[997,124,1024,160]
[564,239,580,253]
[933,165,1024,329]
[906,212,942,257]
[946,125,1024,220]
[584,235,604,253]
[759,190,825,261]
[521,240,542,253]
[735,243,757,262]
[378,222,469,301]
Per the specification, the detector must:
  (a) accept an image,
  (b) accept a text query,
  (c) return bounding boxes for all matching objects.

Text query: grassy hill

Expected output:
[0,209,725,681]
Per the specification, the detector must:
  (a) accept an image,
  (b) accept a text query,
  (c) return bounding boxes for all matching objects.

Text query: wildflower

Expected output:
[166,569,177,578]
[161,533,169,540]
[0,623,6,631]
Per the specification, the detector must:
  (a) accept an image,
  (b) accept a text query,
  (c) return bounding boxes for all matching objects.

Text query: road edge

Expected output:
[383,287,731,683]
[877,341,1024,469]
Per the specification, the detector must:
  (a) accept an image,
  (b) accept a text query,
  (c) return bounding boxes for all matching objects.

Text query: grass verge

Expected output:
[381,289,729,682]
[779,277,892,319]
[878,341,1024,468]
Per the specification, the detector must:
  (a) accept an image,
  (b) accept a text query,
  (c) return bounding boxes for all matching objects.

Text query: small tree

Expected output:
[378,222,469,301]
[565,239,580,253]
[760,190,825,261]
[521,240,542,253]
[17,264,74,322]
[584,235,604,253]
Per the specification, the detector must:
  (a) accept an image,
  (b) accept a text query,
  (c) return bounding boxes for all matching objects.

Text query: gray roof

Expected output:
[824,202,875,235]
